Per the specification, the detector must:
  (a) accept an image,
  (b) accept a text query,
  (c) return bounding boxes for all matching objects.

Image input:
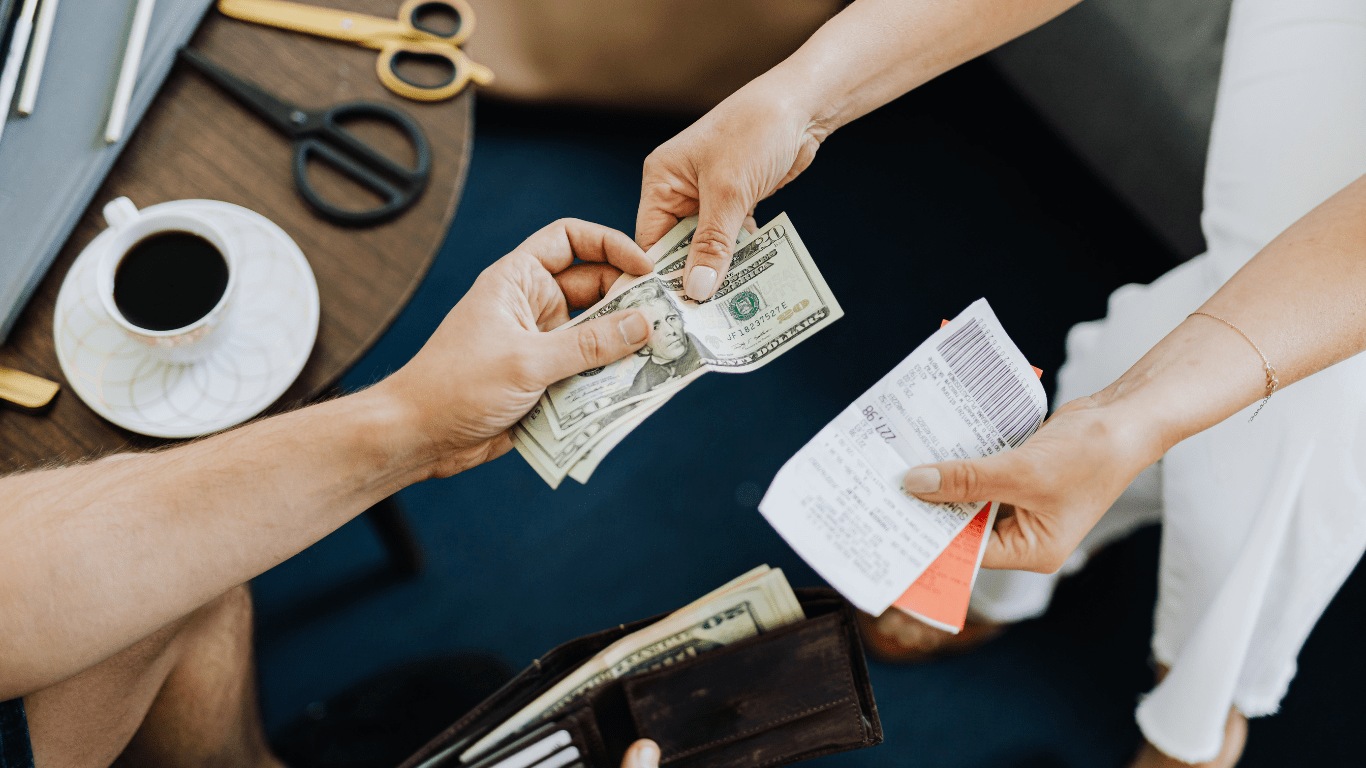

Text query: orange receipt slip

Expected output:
[892,318,1042,632]
[893,502,995,633]
[760,299,1048,616]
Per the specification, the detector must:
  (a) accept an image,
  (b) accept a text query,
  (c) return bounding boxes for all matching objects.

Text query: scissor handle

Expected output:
[396,0,476,46]
[375,41,493,101]
[292,101,432,224]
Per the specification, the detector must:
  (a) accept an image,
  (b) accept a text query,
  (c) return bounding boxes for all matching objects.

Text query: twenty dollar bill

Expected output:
[514,213,842,486]
[460,566,804,761]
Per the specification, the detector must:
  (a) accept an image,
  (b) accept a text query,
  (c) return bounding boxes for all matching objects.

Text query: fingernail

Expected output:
[903,467,941,494]
[685,265,718,301]
[633,741,660,768]
[619,313,649,345]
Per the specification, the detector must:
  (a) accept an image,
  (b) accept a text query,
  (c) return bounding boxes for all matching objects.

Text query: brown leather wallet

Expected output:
[399,588,882,768]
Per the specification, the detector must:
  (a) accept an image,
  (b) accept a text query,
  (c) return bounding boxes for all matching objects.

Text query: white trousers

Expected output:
[968,0,1366,761]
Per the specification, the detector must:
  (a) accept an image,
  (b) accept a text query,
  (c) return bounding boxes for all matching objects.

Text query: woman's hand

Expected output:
[636,77,827,301]
[634,0,1088,304]
[902,396,1164,573]
[373,219,655,479]
[911,169,1366,572]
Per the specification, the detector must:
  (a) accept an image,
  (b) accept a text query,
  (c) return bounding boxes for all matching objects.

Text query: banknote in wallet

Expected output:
[399,566,882,768]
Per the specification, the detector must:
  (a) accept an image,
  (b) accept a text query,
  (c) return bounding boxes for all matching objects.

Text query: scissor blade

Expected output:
[218,0,409,49]
[178,48,308,135]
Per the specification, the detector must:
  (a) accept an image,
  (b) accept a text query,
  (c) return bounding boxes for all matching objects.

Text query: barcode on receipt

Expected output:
[936,318,1043,448]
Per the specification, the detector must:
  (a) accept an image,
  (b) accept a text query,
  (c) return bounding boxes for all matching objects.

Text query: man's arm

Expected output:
[0,219,656,699]
[1,395,426,699]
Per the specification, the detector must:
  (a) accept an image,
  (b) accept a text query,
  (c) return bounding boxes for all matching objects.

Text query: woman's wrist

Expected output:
[758,0,933,135]
[738,58,841,143]
[1088,317,1272,458]
[1047,393,1169,482]
[759,37,859,138]
[1087,388,1179,469]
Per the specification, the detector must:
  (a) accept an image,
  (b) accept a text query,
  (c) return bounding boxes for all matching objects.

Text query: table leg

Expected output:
[365,495,424,577]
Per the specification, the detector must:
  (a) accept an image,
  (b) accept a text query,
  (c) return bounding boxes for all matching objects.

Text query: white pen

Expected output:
[104,0,156,144]
[0,0,42,143]
[17,0,58,114]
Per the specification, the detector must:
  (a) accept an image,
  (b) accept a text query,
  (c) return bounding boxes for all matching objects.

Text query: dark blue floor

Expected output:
[252,61,1364,767]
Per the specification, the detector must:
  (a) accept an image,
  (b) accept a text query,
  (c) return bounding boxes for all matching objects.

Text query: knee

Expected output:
[25,585,261,768]
[181,583,254,644]
[206,583,252,619]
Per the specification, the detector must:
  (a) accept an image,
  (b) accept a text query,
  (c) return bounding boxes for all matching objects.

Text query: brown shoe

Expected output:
[1126,666,1247,768]
[1127,707,1246,768]
[857,609,1005,664]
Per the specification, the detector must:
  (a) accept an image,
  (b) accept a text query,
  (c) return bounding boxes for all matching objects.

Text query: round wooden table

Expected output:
[0,1,473,475]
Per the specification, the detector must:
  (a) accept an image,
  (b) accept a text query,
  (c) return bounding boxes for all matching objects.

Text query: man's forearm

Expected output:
[0,387,433,698]
[768,0,1084,134]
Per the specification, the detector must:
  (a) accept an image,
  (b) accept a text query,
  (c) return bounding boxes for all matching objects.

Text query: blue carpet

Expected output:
[252,61,1363,767]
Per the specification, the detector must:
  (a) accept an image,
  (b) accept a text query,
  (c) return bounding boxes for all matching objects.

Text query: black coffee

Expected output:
[113,232,229,331]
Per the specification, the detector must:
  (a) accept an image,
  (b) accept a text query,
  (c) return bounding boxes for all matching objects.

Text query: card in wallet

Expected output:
[400,588,882,768]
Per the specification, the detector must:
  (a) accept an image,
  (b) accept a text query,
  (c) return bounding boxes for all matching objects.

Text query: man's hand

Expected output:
[622,740,660,768]
[901,397,1163,573]
[375,219,654,478]
[0,219,654,697]
[636,81,826,301]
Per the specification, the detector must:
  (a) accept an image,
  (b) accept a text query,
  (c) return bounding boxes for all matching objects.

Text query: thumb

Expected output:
[622,740,660,768]
[635,189,685,251]
[683,184,751,301]
[537,309,650,384]
[901,451,1025,505]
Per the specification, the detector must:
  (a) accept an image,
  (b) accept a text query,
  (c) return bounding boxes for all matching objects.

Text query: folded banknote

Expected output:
[514,213,842,488]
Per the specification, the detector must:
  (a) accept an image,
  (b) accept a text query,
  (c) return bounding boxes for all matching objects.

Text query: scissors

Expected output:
[217,0,493,101]
[179,48,431,224]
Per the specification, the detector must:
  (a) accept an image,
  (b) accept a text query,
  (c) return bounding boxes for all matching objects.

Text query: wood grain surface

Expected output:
[0,1,474,472]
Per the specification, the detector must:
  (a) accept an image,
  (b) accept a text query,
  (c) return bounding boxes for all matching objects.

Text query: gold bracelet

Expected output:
[1189,311,1279,422]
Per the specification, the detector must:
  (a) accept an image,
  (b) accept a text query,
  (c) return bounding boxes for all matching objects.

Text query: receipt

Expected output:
[759,298,1047,614]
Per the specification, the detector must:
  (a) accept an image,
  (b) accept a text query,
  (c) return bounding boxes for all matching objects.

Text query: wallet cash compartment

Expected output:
[622,610,867,767]
[399,588,881,768]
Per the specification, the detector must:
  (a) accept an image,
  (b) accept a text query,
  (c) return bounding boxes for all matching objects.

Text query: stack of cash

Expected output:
[461,565,805,762]
[514,214,843,487]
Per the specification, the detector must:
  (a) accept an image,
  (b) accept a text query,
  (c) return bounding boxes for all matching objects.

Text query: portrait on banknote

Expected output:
[546,280,712,434]
[516,213,845,485]
[620,282,713,397]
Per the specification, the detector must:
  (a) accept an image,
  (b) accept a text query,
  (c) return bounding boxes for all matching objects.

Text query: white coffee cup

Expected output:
[97,197,238,363]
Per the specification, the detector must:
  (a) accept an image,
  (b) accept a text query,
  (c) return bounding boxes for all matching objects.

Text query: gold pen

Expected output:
[0,366,60,413]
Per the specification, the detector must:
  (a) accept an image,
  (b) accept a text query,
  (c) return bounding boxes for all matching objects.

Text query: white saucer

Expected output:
[54,200,320,438]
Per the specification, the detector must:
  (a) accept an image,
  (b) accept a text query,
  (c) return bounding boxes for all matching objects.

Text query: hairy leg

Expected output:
[24,584,283,768]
